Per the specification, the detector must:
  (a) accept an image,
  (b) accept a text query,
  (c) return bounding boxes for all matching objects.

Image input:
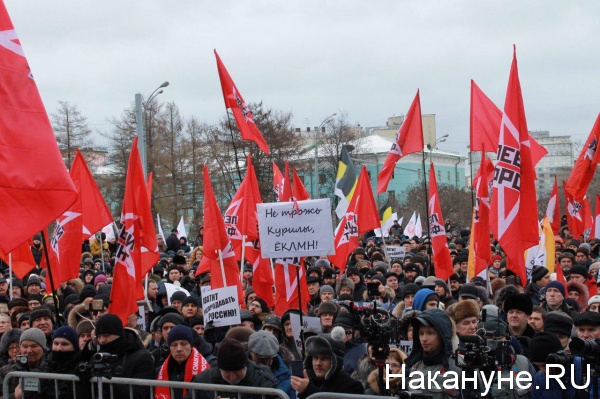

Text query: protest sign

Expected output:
[386,245,406,260]
[164,283,190,306]
[136,305,146,331]
[257,198,335,258]
[290,313,321,355]
[201,286,240,327]
[397,340,413,356]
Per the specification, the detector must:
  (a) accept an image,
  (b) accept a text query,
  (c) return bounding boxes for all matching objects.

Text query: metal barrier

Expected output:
[306,394,395,399]
[2,371,290,399]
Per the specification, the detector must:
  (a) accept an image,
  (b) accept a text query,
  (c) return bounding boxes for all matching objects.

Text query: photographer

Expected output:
[0,328,49,399]
[46,326,82,399]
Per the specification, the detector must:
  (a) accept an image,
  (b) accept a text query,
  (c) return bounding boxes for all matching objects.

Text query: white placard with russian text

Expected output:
[201,286,241,327]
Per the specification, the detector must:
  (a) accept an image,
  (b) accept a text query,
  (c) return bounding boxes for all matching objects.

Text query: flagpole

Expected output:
[98,232,106,273]
[469,151,475,209]
[144,273,152,310]
[269,258,276,281]
[40,230,61,327]
[225,112,244,182]
[217,249,228,287]
[240,235,246,286]
[421,151,433,268]
[295,261,305,359]
[8,253,12,301]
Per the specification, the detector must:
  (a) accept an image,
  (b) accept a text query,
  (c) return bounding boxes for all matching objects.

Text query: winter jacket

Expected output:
[89,238,109,257]
[166,233,181,253]
[483,354,534,398]
[270,355,295,399]
[525,282,542,306]
[184,361,277,399]
[351,275,367,302]
[342,339,367,375]
[0,356,50,399]
[45,351,83,399]
[531,356,589,399]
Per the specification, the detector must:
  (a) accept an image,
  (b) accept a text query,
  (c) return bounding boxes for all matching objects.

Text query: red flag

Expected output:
[565,114,600,199]
[0,240,36,279]
[470,80,547,166]
[428,164,454,280]
[245,243,275,308]
[108,138,159,325]
[292,167,310,201]
[274,258,309,316]
[582,196,593,241]
[546,177,561,236]
[564,181,587,239]
[272,162,285,202]
[490,47,539,285]
[0,2,78,254]
[592,195,600,239]
[330,167,380,272]
[198,166,243,304]
[214,50,269,155]
[282,162,293,202]
[474,154,493,272]
[377,91,424,194]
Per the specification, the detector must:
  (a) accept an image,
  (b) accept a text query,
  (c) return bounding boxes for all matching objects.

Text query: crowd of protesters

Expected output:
[0,218,600,399]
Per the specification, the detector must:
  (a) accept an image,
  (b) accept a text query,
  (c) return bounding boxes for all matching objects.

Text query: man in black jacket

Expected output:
[291,333,363,398]
[185,338,277,399]
[166,229,181,253]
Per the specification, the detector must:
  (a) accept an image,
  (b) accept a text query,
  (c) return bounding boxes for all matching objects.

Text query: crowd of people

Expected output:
[0,218,599,399]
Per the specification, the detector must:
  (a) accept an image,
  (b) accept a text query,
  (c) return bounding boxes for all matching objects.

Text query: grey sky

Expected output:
[7,1,600,155]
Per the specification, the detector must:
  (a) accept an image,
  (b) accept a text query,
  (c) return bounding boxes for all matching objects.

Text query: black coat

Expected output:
[184,361,277,399]
[166,233,181,253]
[299,356,363,398]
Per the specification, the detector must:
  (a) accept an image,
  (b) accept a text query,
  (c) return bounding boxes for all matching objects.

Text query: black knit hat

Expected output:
[170,291,187,303]
[574,311,600,327]
[569,265,588,279]
[251,297,268,313]
[217,339,249,371]
[79,285,97,302]
[159,312,185,327]
[402,283,420,299]
[181,296,199,308]
[333,312,356,328]
[172,255,186,265]
[503,293,533,315]
[168,325,194,345]
[544,312,573,336]
[531,266,549,283]
[29,308,55,325]
[459,284,480,300]
[95,314,124,338]
[529,332,563,363]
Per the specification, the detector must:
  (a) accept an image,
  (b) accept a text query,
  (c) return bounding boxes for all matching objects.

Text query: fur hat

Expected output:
[224,326,255,344]
[446,299,480,324]
[317,301,339,316]
[336,278,354,296]
[503,293,533,315]
[304,333,345,381]
[567,281,589,310]
[0,329,23,356]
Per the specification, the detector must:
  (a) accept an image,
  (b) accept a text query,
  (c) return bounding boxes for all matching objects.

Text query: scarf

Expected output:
[155,348,209,399]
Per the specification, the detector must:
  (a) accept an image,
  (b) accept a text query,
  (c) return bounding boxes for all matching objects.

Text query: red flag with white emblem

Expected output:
[198,166,243,304]
[330,167,380,272]
[546,177,561,236]
[490,48,539,285]
[272,162,285,202]
[428,164,454,280]
[292,167,310,201]
[215,50,269,155]
[377,91,424,194]
[0,1,77,254]
[563,180,589,240]
[274,258,309,315]
[565,114,600,199]
[473,154,493,274]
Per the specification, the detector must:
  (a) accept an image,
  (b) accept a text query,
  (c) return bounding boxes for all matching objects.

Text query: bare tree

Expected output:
[51,101,93,169]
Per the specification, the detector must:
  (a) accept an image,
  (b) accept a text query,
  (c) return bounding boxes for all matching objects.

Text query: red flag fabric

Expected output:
[592,195,600,240]
[490,48,539,286]
[0,239,35,279]
[0,2,78,254]
[245,242,275,308]
[470,80,547,166]
[377,91,424,194]
[214,50,269,155]
[147,172,153,200]
[473,154,493,272]
[108,138,159,325]
[582,196,593,241]
[546,177,561,236]
[198,166,243,304]
[282,162,292,203]
[428,164,454,280]
[330,167,380,272]
[274,258,309,316]
[565,114,600,199]
[292,167,310,201]
[272,162,285,202]
[564,181,588,239]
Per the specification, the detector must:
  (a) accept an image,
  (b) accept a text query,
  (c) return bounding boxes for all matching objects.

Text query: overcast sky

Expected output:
[7,1,600,155]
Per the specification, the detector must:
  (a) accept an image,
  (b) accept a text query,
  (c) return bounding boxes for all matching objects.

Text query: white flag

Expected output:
[405,212,417,237]
[375,212,398,237]
[415,213,423,238]
[177,216,187,239]
[157,213,166,244]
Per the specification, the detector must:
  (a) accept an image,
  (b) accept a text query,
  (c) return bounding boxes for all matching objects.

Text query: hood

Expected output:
[405,308,453,368]
[412,288,437,311]
[567,281,589,310]
[303,334,344,381]
[122,328,145,353]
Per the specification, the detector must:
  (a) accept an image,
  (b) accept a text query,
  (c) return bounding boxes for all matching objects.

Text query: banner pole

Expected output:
[295,260,305,359]
[240,235,246,286]
[40,230,61,327]
[218,249,228,287]
[8,253,13,300]
[421,152,433,268]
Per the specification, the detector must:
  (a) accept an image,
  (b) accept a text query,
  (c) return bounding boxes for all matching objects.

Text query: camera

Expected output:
[546,350,574,367]
[570,337,600,357]
[454,333,513,371]
[15,354,28,367]
[77,352,119,378]
[85,299,104,312]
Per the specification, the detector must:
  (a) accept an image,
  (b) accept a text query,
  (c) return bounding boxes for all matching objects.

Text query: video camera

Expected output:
[570,337,600,378]
[77,352,119,378]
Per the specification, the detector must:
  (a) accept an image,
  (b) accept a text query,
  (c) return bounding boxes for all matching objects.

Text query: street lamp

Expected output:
[136,81,170,177]
[313,113,337,198]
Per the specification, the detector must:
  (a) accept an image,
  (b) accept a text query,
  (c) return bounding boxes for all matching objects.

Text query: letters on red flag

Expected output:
[473,154,493,273]
[490,48,539,286]
[214,50,269,155]
[565,114,600,199]
[274,258,309,316]
[428,164,454,280]
[546,177,561,236]
[292,167,310,201]
[377,91,424,194]
[564,181,587,239]
[0,2,77,254]
[330,167,380,272]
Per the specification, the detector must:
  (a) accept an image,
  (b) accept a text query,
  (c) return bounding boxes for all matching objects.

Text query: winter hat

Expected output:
[434,279,449,294]
[251,298,269,313]
[337,278,355,295]
[447,299,480,323]
[529,332,563,363]
[189,317,204,328]
[79,285,97,302]
[531,266,549,283]
[323,269,336,279]
[159,312,185,327]
[168,325,194,345]
[17,312,30,328]
[421,276,437,289]
[319,285,334,295]
[239,309,253,322]
[217,339,249,371]
[402,283,420,299]
[478,305,508,337]
[589,295,600,307]
[0,329,23,356]
[544,311,573,337]
[304,334,345,381]
[76,320,94,336]
[574,311,600,327]
[53,326,79,350]
[8,297,28,310]
[413,289,439,311]
[27,276,41,287]
[225,326,255,344]
[244,288,255,303]
[29,308,55,325]
[95,314,125,338]
[262,314,282,332]
[170,291,187,303]
[248,330,279,358]
[503,293,533,315]
[459,284,480,300]
[317,301,339,316]
[181,296,199,308]
[546,281,566,298]
[64,294,81,308]
[569,265,588,279]
[20,328,47,349]
[333,312,356,329]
